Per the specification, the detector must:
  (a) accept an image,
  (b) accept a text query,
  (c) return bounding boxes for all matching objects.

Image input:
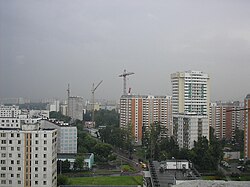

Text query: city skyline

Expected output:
[1,0,250,101]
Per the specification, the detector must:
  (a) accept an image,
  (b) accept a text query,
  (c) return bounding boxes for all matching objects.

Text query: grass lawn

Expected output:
[70,176,143,185]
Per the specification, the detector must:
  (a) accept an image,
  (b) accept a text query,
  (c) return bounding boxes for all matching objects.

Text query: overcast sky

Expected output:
[1,0,250,102]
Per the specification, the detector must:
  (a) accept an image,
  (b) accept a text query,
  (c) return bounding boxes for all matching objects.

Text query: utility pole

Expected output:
[119,69,134,95]
[91,80,103,127]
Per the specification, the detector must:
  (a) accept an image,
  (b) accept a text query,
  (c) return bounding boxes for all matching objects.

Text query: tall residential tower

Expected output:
[171,71,210,116]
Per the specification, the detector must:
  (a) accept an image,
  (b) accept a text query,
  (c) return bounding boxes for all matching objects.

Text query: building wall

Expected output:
[173,114,209,149]
[40,120,77,154]
[0,105,21,118]
[171,71,210,116]
[0,125,57,187]
[210,102,243,140]
[244,95,250,159]
[68,97,84,121]
[120,95,172,144]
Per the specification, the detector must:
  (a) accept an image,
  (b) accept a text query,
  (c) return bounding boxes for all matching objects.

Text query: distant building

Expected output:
[173,114,209,149]
[0,124,57,187]
[48,100,60,112]
[60,104,68,116]
[244,94,250,160]
[0,105,21,118]
[68,96,84,121]
[171,71,210,116]
[40,119,77,154]
[210,101,243,140]
[120,95,172,145]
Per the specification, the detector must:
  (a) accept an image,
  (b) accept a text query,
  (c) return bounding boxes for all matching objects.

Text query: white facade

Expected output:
[0,105,21,118]
[0,118,20,128]
[161,160,190,170]
[48,100,60,112]
[171,71,210,116]
[173,114,209,149]
[68,96,84,121]
[0,124,57,187]
[40,120,77,154]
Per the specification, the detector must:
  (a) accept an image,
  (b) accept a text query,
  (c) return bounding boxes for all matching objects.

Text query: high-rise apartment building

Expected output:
[0,124,57,187]
[210,102,243,140]
[68,96,84,121]
[40,119,77,154]
[120,95,172,144]
[171,71,210,116]
[244,94,250,159]
[173,114,209,149]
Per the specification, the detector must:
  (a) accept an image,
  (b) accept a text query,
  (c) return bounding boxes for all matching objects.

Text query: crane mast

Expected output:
[119,69,134,95]
[91,80,103,126]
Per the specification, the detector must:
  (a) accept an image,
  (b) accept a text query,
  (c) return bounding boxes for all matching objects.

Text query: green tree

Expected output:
[73,155,85,170]
[57,175,70,186]
[49,111,71,123]
[93,143,114,162]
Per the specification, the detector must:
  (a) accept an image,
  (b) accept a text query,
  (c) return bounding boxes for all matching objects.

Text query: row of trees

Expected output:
[142,124,224,171]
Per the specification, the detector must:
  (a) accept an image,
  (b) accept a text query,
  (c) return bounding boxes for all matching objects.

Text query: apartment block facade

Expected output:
[209,101,243,140]
[173,114,209,149]
[244,94,250,159]
[0,124,57,187]
[120,95,172,144]
[40,119,77,154]
[68,96,84,121]
[171,71,210,116]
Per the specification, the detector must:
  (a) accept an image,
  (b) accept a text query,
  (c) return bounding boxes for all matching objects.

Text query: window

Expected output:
[1,140,6,144]
[9,140,12,144]
[44,140,47,144]
[1,180,6,184]
[0,160,5,164]
[17,160,20,164]
[43,154,46,158]
[18,180,21,184]
[35,181,38,185]
[44,147,47,151]
[18,140,21,144]
[35,167,38,172]
[18,167,21,171]
[9,153,12,158]
[35,174,38,178]
[43,161,47,165]
[35,154,38,158]
[11,147,14,151]
[17,174,20,178]
[44,134,47,138]
[1,153,6,157]
[18,154,21,158]
[17,134,20,138]
[35,147,38,151]
[35,134,38,138]
[43,167,46,171]
[11,133,14,137]
[9,180,12,185]
[43,181,47,185]
[11,174,13,178]
[0,174,5,177]
[0,147,6,150]
[17,147,20,151]
[9,167,12,171]
[35,161,38,164]
[1,167,6,170]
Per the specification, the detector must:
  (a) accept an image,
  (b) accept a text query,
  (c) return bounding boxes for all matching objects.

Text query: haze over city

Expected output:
[1,0,250,101]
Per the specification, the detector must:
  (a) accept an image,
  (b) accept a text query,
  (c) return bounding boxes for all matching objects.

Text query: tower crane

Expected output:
[91,80,103,126]
[119,69,134,95]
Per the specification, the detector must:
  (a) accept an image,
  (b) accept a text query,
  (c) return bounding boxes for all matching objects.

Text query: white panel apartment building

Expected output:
[40,119,77,154]
[120,95,172,144]
[68,96,84,121]
[171,71,210,116]
[0,124,57,187]
[173,114,209,149]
